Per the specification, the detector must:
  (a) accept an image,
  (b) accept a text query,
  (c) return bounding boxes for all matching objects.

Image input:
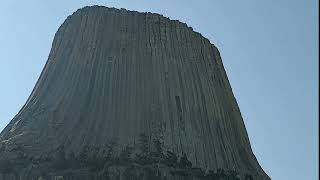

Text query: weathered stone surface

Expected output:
[0,6,269,179]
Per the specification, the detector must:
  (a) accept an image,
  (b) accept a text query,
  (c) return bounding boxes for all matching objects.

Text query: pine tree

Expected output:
[164,150,178,167]
[119,145,134,164]
[139,133,149,155]
[178,152,192,169]
[78,145,89,167]
[245,174,253,180]
[151,138,164,164]
[136,133,151,165]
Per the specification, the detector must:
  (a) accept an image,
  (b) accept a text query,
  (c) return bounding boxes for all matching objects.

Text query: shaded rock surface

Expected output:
[0,6,269,180]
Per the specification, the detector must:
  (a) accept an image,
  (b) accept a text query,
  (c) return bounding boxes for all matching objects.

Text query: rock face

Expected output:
[0,6,270,180]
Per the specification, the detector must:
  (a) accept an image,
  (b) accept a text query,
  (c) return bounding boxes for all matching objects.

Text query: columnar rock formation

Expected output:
[0,6,270,180]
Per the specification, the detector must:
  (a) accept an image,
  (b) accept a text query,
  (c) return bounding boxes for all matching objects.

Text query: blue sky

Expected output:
[0,0,318,179]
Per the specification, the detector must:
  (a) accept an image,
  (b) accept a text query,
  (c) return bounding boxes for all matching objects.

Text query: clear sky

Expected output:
[0,0,318,179]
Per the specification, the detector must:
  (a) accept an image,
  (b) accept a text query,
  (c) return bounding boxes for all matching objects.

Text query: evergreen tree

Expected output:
[245,174,253,180]
[163,150,178,167]
[88,149,105,172]
[216,168,227,179]
[119,145,134,164]
[152,138,164,162]
[178,152,192,169]
[139,133,149,155]
[136,133,152,165]
[78,145,89,166]
[105,140,117,162]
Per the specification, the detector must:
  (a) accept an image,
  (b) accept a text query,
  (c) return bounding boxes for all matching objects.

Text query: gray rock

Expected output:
[0,6,270,180]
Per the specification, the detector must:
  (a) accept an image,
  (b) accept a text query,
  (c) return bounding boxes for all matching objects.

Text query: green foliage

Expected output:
[5,138,249,179]
[217,168,227,179]
[107,141,117,159]
[100,140,118,167]
[245,174,253,180]
[78,145,89,166]
[163,150,178,167]
[122,167,139,180]
[205,169,242,180]
[138,133,149,155]
[87,147,105,172]
[178,152,192,169]
[119,145,134,164]
[135,133,152,165]
[151,138,164,163]
[228,170,241,180]
[145,167,162,180]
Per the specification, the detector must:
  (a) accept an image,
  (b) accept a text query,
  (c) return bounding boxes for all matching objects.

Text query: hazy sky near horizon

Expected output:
[0,0,318,179]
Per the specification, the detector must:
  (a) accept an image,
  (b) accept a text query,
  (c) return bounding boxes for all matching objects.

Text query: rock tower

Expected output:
[0,6,270,180]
